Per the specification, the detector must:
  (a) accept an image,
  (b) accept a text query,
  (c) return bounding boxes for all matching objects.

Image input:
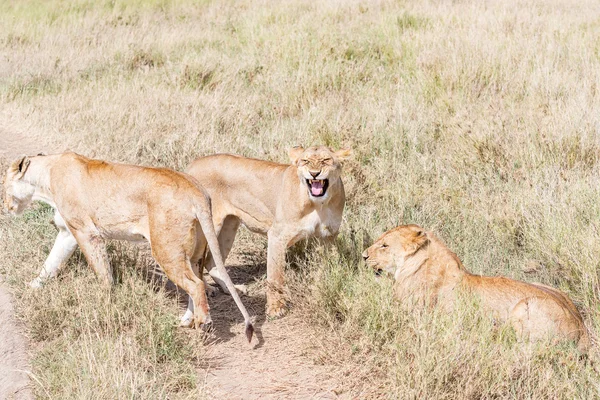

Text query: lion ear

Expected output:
[334,148,352,161]
[406,230,428,255]
[9,156,31,180]
[288,146,305,165]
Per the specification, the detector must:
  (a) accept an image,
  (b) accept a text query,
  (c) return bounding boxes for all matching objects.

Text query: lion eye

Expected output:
[381,243,388,249]
[299,159,308,164]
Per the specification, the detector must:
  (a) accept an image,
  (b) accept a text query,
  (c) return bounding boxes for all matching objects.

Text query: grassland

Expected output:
[2,0,600,398]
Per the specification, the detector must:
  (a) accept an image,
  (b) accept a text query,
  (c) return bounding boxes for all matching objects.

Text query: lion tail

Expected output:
[193,194,254,343]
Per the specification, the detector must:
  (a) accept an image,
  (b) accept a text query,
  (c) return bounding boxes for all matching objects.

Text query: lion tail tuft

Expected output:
[245,321,254,343]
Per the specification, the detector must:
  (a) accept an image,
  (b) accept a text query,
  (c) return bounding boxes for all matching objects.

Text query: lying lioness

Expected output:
[186,146,351,317]
[362,224,590,350]
[3,152,253,341]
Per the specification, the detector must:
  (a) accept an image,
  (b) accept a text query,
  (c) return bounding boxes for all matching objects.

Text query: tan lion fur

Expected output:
[3,152,254,341]
[363,224,590,351]
[186,146,351,317]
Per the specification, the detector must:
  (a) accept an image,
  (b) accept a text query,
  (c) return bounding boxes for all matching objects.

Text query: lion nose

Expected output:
[309,171,320,178]
[362,250,369,260]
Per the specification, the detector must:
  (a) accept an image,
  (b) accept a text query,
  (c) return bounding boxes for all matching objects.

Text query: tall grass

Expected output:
[2,0,600,397]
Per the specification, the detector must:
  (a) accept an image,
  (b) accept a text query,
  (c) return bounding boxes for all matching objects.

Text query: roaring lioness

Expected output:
[3,152,253,341]
[363,224,590,350]
[186,146,351,317]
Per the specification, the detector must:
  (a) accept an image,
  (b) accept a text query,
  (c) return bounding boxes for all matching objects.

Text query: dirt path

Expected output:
[198,266,346,399]
[0,125,39,400]
[202,316,343,399]
[0,277,33,400]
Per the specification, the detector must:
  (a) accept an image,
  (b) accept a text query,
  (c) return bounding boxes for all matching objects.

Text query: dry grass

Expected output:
[0,197,206,398]
[2,0,600,398]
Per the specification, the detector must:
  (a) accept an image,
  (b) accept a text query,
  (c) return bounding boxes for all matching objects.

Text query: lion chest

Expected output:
[297,209,338,239]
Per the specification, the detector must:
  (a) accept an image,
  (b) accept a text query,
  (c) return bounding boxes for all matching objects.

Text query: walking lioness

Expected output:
[3,152,253,341]
[363,224,590,350]
[186,146,351,317]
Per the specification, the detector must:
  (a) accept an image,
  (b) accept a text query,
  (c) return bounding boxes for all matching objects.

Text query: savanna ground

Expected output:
[2,0,600,398]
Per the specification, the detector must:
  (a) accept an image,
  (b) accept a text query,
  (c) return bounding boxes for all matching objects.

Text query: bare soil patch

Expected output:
[0,125,40,400]
[198,260,346,399]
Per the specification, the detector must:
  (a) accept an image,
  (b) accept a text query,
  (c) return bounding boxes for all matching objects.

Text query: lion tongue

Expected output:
[310,180,324,196]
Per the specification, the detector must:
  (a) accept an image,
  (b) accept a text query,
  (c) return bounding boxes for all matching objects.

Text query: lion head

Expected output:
[288,145,351,200]
[3,155,35,215]
[362,224,430,277]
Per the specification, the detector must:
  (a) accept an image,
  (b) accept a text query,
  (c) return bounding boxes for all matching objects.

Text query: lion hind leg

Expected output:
[182,237,215,327]
[179,275,211,329]
[161,255,211,329]
[191,237,218,297]
[72,230,113,286]
[509,296,583,345]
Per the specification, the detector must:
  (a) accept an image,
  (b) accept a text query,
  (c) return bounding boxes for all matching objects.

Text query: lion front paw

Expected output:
[266,297,288,319]
[28,277,44,290]
[179,311,194,328]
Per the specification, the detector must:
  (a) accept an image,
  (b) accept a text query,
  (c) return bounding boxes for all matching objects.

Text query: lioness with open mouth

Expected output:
[3,152,253,341]
[362,224,590,350]
[186,145,351,317]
